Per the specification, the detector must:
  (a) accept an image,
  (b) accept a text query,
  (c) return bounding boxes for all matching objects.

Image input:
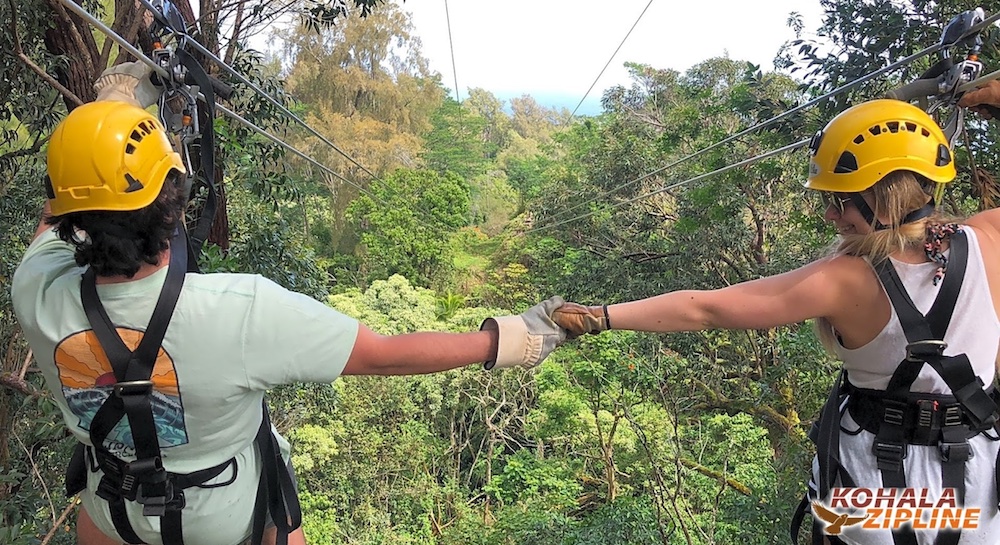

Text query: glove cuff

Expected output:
[94,70,160,109]
[94,76,143,108]
[480,315,529,370]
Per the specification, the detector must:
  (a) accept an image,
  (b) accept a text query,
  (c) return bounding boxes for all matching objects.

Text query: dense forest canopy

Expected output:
[3,0,1000,543]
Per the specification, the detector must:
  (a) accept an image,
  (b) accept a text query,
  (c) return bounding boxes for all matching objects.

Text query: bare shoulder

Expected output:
[807,252,876,285]
[963,223,1000,272]
[966,209,1000,246]
[772,253,879,317]
[963,224,1000,314]
[813,253,889,346]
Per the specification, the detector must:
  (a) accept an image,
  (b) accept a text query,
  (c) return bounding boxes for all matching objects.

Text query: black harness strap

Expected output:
[250,404,302,545]
[872,230,996,545]
[174,48,218,258]
[82,229,189,544]
[791,368,860,545]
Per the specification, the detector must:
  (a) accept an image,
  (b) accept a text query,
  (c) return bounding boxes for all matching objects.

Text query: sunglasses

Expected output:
[819,192,854,214]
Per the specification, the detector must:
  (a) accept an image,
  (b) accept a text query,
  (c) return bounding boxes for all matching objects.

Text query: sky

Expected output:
[397,0,827,115]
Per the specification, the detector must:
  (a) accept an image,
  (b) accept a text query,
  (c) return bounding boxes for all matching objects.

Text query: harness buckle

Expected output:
[943,405,963,427]
[96,475,120,502]
[113,380,154,397]
[917,399,939,429]
[136,480,185,517]
[883,401,906,427]
[872,441,907,472]
[120,456,166,501]
[905,340,948,361]
[939,441,973,463]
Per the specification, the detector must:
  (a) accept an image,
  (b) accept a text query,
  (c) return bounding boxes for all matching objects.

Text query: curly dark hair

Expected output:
[47,174,188,277]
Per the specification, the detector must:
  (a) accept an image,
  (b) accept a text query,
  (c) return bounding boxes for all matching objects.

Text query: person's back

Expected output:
[15,230,357,543]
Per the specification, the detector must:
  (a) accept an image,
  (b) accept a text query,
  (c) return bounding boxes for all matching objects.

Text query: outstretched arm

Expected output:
[590,257,861,334]
[342,296,568,375]
[342,325,499,375]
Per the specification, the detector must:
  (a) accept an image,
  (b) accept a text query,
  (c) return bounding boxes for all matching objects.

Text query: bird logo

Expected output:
[812,502,869,535]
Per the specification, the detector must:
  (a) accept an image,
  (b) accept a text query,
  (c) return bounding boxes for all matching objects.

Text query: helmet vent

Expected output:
[869,125,882,136]
[124,173,144,193]
[834,151,859,173]
[905,122,917,132]
[887,121,900,133]
[125,143,136,154]
[853,135,865,145]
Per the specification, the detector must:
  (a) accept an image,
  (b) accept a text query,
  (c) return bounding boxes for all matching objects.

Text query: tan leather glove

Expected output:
[481,296,567,370]
[94,61,160,108]
[958,79,1000,119]
[552,302,610,339]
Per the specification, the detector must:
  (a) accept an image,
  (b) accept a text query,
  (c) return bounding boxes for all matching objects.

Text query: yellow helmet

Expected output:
[805,99,955,193]
[46,101,185,216]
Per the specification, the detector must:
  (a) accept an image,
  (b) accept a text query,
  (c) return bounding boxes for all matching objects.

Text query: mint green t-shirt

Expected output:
[12,229,360,545]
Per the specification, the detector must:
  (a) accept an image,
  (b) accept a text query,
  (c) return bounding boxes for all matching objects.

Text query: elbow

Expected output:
[343,329,397,375]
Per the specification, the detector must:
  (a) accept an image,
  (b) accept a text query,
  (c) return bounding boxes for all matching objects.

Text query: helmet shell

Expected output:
[47,101,185,215]
[805,99,955,192]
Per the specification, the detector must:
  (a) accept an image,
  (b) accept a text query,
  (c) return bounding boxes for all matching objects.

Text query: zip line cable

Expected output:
[51,2,1000,239]
[135,0,383,184]
[538,10,1000,231]
[443,0,461,102]
[214,102,363,190]
[531,138,810,234]
[60,0,470,233]
[56,0,382,203]
[570,0,655,118]
[132,0,454,228]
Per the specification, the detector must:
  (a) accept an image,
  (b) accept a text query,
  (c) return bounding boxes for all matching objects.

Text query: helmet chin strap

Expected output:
[846,193,936,231]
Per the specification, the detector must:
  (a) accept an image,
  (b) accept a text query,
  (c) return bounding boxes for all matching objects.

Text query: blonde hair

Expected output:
[814,170,964,351]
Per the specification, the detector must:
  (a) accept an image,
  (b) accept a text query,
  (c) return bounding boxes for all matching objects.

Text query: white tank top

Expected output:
[834,226,1000,393]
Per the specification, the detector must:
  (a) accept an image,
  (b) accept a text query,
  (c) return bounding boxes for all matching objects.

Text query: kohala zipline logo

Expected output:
[814,488,980,535]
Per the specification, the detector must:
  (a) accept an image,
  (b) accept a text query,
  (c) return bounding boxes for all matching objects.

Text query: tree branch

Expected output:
[678,457,752,496]
[0,373,40,397]
[6,0,83,106]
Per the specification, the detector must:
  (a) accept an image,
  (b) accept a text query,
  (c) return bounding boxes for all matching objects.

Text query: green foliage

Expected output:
[435,292,466,321]
[296,490,341,544]
[328,274,440,333]
[484,450,582,510]
[4,2,942,543]
[347,169,470,289]
[423,97,492,179]
[477,262,535,311]
[217,182,331,300]
[573,497,661,545]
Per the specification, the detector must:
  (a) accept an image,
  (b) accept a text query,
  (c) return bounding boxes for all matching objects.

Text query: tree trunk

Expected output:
[43,0,101,109]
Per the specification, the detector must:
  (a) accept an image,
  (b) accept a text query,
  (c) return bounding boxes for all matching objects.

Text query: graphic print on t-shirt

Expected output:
[54,329,188,458]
